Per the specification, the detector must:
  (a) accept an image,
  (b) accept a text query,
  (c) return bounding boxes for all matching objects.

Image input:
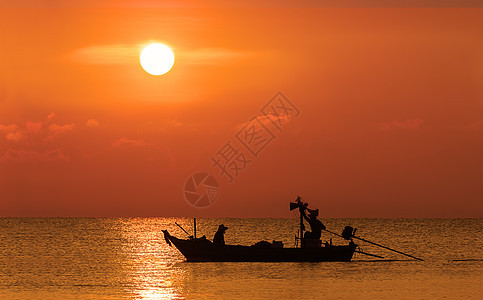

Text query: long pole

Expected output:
[297,198,423,261]
[175,222,191,237]
[352,235,424,261]
[324,229,384,259]
[355,250,384,259]
[324,229,343,238]
[323,229,422,261]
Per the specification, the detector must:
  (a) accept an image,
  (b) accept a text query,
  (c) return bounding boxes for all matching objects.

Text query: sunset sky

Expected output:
[1,1,482,217]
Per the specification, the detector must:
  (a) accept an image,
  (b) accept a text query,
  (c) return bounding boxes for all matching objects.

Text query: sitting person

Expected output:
[213,224,228,245]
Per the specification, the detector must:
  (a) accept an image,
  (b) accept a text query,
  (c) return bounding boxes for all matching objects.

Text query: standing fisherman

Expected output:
[301,208,326,240]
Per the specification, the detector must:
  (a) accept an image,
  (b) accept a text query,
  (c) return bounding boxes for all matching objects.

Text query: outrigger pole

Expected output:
[324,228,424,261]
[351,234,424,261]
[175,222,192,238]
[323,229,384,259]
[355,250,384,259]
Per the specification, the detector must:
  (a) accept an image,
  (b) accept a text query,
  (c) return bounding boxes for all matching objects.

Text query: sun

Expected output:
[140,43,175,76]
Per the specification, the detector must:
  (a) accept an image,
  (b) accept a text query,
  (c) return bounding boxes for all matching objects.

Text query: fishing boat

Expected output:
[162,232,357,262]
[163,197,360,262]
[163,196,424,262]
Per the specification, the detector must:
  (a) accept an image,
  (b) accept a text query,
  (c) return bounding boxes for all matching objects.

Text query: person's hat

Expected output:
[218,224,228,231]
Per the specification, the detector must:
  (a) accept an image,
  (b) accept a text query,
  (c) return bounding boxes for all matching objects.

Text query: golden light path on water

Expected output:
[119,219,185,299]
[0,218,481,299]
[114,218,482,300]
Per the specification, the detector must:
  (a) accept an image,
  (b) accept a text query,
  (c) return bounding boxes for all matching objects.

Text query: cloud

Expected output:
[178,48,247,65]
[68,43,247,66]
[86,119,100,128]
[6,131,23,142]
[380,118,423,131]
[112,138,152,148]
[0,124,23,142]
[0,149,69,163]
[0,115,76,144]
[67,44,139,65]
[0,114,80,164]
[163,119,183,127]
[0,124,18,133]
[26,121,42,134]
[235,113,293,131]
[48,123,75,137]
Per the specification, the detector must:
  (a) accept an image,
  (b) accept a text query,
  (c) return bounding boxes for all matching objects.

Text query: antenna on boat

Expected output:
[193,218,197,239]
[290,195,307,248]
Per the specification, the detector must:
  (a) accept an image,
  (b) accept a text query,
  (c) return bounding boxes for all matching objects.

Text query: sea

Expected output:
[0,218,481,299]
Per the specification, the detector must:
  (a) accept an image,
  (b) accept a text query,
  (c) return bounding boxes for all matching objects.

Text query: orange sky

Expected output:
[1,2,482,217]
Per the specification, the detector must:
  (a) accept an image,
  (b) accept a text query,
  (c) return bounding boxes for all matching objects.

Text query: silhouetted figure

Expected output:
[302,209,326,240]
[213,224,228,245]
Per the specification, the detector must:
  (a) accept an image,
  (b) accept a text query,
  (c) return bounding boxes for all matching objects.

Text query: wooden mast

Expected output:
[298,204,305,248]
[290,196,305,248]
[193,218,197,239]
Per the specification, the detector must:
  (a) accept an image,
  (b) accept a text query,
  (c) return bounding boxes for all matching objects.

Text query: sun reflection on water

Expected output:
[118,218,187,299]
[0,218,481,299]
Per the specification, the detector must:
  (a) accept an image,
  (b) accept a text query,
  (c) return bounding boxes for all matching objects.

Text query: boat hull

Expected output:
[164,231,356,262]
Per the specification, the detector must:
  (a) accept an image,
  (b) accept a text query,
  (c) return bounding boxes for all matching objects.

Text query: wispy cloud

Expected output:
[235,113,293,131]
[0,149,69,163]
[86,119,100,128]
[162,119,183,127]
[178,48,248,65]
[6,131,23,142]
[67,43,248,66]
[112,138,152,148]
[0,124,18,134]
[380,118,423,131]
[0,114,77,163]
[0,119,75,143]
[48,123,75,137]
[67,44,140,65]
[1,123,25,142]
[26,121,42,134]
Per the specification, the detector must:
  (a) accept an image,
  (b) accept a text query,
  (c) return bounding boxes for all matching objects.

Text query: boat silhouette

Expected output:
[162,197,359,262]
[162,231,357,262]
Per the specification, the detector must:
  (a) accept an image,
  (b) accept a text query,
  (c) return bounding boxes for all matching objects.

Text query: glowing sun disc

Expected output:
[140,43,175,75]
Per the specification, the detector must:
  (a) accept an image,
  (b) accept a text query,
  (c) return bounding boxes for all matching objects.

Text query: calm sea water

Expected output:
[0,218,481,299]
